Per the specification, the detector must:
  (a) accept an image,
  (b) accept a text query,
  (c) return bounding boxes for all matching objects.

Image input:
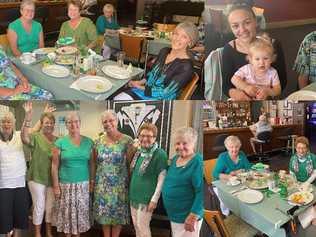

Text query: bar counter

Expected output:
[203,124,304,160]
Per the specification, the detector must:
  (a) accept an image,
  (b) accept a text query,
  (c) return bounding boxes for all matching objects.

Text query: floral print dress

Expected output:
[93,133,133,225]
[0,46,53,100]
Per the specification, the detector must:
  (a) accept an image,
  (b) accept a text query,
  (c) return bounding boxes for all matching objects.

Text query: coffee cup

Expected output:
[20,52,35,64]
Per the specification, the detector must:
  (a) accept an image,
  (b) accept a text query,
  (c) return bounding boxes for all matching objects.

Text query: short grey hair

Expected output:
[20,0,35,11]
[65,111,81,123]
[0,111,16,131]
[224,135,242,148]
[175,127,198,147]
[176,22,199,48]
[101,110,117,122]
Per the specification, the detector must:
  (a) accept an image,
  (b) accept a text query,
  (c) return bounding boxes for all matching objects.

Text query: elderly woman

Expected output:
[21,102,57,237]
[114,22,198,100]
[58,0,97,49]
[249,113,272,154]
[7,0,44,56]
[212,135,251,216]
[129,123,168,237]
[0,47,53,99]
[222,3,287,100]
[96,4,119,35]
[92,110,132,237]
[162,127,203,237]
[51,112,94,236]
[0,112,30,237]
[289,136,316,227]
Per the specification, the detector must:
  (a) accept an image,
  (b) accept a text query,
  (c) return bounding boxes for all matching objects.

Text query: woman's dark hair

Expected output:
[227,1,256,19]
[232,0,254,7]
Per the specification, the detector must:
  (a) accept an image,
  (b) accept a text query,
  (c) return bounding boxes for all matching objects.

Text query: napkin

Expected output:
[298,206,316,229]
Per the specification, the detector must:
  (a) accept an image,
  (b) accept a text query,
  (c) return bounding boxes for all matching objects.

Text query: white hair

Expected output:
[0,111,16,131]
[101,110,117,122]
[20,0,35,11]
[224,135,241,148]
[175,127,198,147]
[65,111,81,123]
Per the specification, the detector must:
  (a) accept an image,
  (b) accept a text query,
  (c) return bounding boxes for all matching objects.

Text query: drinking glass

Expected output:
[117,51,125,67]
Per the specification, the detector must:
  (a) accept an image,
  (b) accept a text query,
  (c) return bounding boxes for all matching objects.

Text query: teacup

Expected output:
[20,52,35,64]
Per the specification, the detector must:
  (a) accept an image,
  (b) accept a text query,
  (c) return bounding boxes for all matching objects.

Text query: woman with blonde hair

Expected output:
[58,0,97,49]
[52,112,94,237]
[93,110,133,237]
[114,22,199,100]
[7,0,44,56]
[0,112,30,237]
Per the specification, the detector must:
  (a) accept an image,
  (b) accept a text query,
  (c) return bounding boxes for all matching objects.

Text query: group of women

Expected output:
[212,134,316,231]
[0,0,200,100]
[0,102,204,237]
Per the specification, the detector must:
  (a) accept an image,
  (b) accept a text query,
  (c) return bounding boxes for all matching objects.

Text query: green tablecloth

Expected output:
[11,58,144,100]
[104,34,171,56]
[213,180,316,237]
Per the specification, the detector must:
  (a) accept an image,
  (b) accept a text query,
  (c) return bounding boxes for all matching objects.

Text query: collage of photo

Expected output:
[0,0,316,237]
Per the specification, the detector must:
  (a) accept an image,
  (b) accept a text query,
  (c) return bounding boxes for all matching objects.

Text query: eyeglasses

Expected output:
[139,134,155,139]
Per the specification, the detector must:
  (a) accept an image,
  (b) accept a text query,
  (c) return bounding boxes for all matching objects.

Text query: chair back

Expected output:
[204,159,217,185]
[119,33,145,64]
[257,130,272,142]
[204,47,227,100]
[204,210,231,237]
[153,23,177,32]
[178,72,199,100]
[0,34,9,52]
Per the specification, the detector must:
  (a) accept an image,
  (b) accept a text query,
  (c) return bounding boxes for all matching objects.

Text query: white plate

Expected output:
[287,90,316,101]
[246,179,268,190]
[288,191,314,206]
[56,46,78,55]
[102,65,130,80]
[76,76,112,93]
[55,56,75,65]
[42,65,70,78]
[237,189,264,204]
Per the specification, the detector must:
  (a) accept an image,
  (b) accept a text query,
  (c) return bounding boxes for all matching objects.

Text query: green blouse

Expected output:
[58,17,97,48]
[289,152,316,184]
[27,132,56,186]
[8,18,42,54]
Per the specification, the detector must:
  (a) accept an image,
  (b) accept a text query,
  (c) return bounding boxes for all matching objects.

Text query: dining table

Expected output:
[212,179,316,237]
[11,57,144,100]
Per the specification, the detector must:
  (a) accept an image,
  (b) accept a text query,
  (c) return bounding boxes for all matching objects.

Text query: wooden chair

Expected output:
[119,33,145,66]
[178,72,199,100]
[0,34,9,52]
[204,158,217,185]
[153,23,177,33]
[204,210,260,237]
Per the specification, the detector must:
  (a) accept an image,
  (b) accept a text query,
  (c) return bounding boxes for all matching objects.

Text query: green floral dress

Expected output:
[93,133,133,225]
[0,46,53,99]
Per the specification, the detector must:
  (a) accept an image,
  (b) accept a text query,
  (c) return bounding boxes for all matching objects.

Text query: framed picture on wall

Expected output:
[108,100,173,153]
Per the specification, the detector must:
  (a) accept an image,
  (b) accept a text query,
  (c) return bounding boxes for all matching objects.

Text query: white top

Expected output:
[0,131,26,189]
[234,64,280,87]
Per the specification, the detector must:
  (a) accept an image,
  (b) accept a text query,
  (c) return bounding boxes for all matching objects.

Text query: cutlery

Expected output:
[230,186,247,195]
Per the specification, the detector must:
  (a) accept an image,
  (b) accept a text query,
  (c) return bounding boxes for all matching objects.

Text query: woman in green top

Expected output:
[92,110,133,237]
[289,136,316,227]
[7,0,44,56]
[58,0,97,50]
[129,123,168,237]
[289,136,316,185]
[96,3,120,35]
[162,127,203,237]
[21,101,57,237]
[51,112,95,236]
